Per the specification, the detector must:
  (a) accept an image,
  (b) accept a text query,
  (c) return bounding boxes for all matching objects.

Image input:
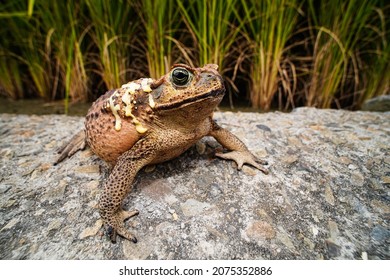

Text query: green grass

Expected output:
[85,0,136,89]
[0,0,34,18]
[176,0,240,71]
[139,0,180,78]
[307,0,381,108]
[237,0,302,110]
[32,1,89,113]
[0,0,388,111]
[0,0,89,115]
[358,4,390,106]
[0,0,35,99]
[0,56,23,99]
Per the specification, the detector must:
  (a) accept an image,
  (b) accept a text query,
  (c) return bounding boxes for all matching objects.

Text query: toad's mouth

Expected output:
[154,88,225,111]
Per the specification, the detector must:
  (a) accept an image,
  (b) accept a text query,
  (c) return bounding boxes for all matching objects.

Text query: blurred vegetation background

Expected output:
[0,0,388,113]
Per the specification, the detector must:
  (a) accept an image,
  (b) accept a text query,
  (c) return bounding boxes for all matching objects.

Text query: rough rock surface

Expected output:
[362,94,390,112]
[0,107,389,260]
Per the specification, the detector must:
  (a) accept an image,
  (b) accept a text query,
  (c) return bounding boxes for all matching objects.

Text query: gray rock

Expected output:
[371,225,389,244]
[0,107,389,259]
[361,95,390,112]
[256,124,272,132]
[326,239,341,258]
[180,199,211,217]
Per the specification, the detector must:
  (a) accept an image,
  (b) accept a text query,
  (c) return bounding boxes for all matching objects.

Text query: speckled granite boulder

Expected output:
[362,95,390,112]
[0,107,389,259]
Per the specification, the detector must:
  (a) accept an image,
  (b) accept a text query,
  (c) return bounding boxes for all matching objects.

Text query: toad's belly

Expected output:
[149,140,199,165]
[148,123,211,165]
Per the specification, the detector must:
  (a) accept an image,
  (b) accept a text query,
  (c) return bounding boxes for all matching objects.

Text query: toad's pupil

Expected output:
[172,68,189,85]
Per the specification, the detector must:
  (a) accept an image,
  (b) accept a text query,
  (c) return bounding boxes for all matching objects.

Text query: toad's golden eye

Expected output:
[171,67,192,87]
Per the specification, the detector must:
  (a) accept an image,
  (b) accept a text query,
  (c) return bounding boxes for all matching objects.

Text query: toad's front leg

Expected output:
[208,120,269,174]
[98,138,156,243]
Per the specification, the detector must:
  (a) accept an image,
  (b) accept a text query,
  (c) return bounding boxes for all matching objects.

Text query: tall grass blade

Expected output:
[307,0,379,108]
[85,0,136,89]
[176,0,239,71]
[237,0,301,110]
[139,0,180,78]
[358,5,389,106]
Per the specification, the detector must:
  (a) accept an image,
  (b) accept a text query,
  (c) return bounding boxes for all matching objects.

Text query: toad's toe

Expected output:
[102,209,139,243]
[216,151,269,174]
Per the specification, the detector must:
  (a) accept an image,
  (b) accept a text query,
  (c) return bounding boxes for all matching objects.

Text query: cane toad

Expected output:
[56,64,268,243]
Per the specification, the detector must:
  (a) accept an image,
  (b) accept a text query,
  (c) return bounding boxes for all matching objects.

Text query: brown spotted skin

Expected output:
[61,64,268,243]
[85,90,140,165]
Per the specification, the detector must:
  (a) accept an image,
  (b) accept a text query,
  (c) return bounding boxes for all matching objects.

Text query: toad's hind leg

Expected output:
[98,138,156,243]
[54,130,86,164]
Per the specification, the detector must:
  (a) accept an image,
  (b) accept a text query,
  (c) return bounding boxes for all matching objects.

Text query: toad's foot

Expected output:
[54,130,86,165]
[216,151,269,174]
[103,209,139,243]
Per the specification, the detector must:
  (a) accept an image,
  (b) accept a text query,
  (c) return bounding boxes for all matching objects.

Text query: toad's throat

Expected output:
[154,89,225,111]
